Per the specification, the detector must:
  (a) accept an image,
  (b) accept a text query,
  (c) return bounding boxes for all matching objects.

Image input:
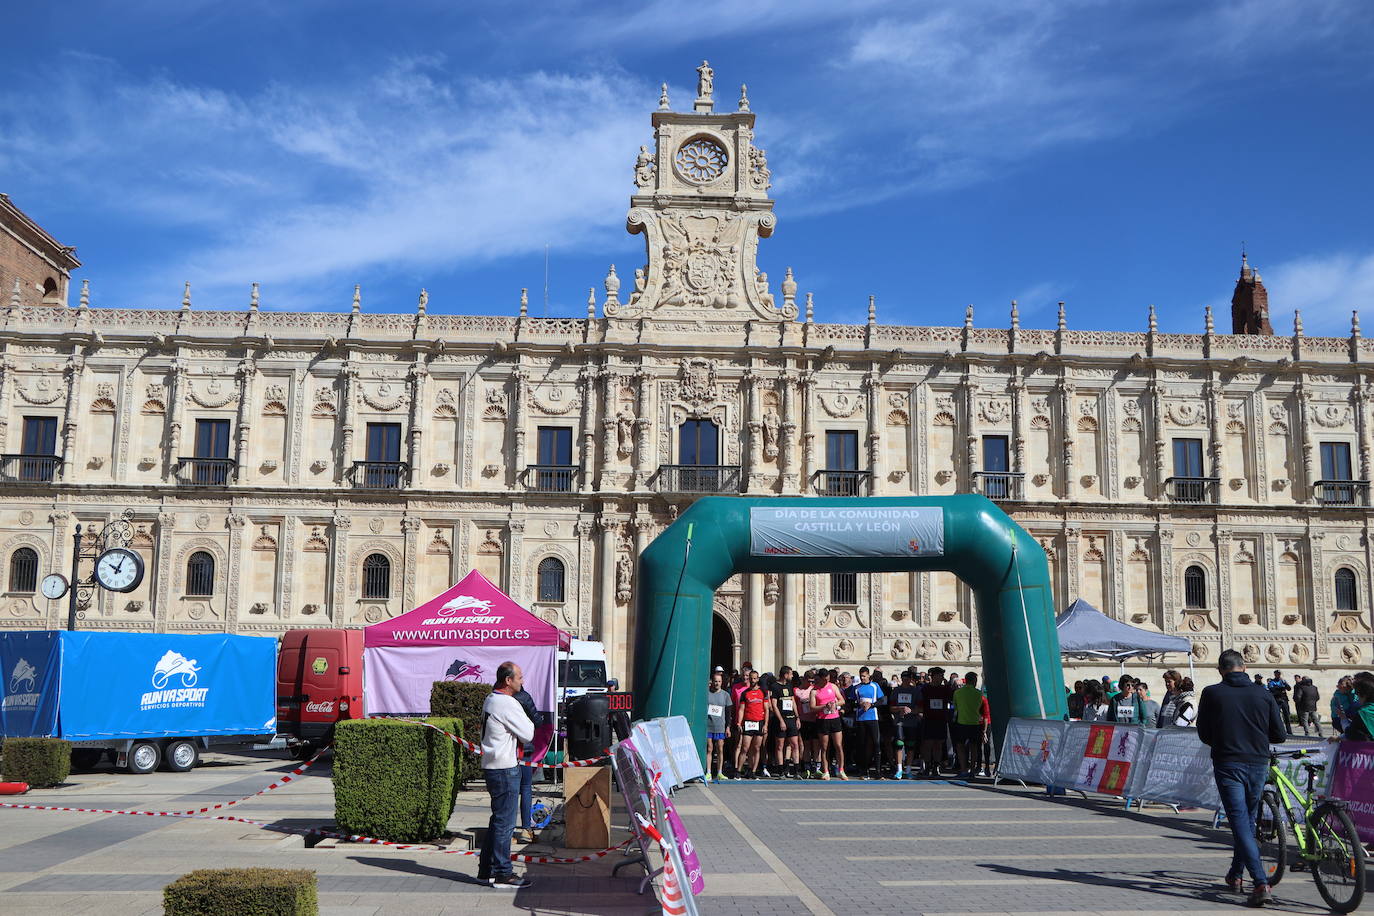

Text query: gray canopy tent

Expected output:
[1055,598,1194,676]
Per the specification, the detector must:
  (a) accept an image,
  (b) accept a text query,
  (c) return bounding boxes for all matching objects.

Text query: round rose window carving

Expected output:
[675,137,728,183]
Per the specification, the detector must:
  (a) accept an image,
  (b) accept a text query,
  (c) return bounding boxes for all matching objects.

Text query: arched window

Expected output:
[830,572,858,606]
[362,553,391,600]
[537,557,565,603]
[1335,567,1358,611]
[1183,565,1207,609]
[186,551,215,597]
[9,547,37,593]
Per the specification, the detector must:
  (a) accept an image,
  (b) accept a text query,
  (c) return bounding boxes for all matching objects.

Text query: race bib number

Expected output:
[896,692,913,706]
[929,699,944,710]
[707,704,723,718]
[1117,704,1134,717]
[781,698,795,713]
[743,720,761,734]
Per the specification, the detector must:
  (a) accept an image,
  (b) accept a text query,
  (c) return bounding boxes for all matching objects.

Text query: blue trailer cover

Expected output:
[0,631,62,738]
[57,632,277,740]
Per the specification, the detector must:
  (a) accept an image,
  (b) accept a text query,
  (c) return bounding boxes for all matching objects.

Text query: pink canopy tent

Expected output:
[363,570,569,720]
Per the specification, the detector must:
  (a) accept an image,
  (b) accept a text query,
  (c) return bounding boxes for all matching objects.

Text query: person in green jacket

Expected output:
[1105,676,1148,725]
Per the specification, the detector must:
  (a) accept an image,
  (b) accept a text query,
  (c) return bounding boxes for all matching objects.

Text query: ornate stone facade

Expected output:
[0,66,1368,695]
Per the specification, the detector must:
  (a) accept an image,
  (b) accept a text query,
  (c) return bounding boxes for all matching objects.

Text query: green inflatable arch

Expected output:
[633,495,1066,749]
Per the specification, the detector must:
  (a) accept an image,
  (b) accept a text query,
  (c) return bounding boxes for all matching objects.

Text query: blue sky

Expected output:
[3,1,1372,333]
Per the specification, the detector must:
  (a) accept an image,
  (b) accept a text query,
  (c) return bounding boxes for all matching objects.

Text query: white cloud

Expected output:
[1254,251,1374,334]
[0,55,654,307]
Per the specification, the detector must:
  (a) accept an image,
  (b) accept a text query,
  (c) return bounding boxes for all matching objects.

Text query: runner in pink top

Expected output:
[809,669,847,780]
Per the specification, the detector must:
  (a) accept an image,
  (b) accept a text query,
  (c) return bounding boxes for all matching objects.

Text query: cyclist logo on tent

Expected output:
[152,651,201,689]
[9,657,37,693]
[436,595,493,617]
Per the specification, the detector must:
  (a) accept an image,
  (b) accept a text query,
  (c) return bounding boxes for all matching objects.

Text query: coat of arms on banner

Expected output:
[1077,724,1139,794]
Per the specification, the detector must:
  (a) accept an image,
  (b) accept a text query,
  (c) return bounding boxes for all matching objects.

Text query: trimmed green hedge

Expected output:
[430,681,491,787]
[333,717,461,843]
[1,738,71,788]
[164,867,317,915]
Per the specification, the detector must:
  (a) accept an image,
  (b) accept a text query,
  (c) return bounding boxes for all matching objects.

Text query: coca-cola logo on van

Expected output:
[305,700,335,714]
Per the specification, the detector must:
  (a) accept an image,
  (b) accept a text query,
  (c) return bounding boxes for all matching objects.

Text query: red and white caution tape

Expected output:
[635,813,689,916]
[0,747,328,818]
[0,797,633,862]
[381,717,609,768]
[163,745,329,815]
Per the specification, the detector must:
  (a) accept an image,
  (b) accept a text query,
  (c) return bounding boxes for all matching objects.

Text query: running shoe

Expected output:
[715,773,730,782]
[837,770,849,780]
[1245,884,1272,907]
[490,874,532,890]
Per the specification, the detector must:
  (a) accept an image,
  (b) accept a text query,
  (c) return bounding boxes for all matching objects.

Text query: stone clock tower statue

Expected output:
[608,62,793,322]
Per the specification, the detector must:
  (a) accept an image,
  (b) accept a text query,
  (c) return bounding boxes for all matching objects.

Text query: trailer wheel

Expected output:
[164,739,200,772]
[127,740,161,774]
[289,741,315,761]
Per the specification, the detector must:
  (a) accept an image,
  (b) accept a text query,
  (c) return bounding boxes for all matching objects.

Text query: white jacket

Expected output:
[480,691,534,770]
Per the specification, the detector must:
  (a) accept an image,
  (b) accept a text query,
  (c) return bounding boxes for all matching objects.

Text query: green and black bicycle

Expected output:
[1254,748,1366,913]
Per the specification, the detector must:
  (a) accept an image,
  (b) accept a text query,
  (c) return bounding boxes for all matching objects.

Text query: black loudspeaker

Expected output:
[566,693,610,761]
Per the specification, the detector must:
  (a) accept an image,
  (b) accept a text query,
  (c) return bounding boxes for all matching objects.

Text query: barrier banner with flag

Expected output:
[1055,723,1143,795]
[999,717,1071,785]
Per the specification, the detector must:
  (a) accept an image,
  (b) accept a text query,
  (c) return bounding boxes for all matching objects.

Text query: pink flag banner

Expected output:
[1329,740,1374,844]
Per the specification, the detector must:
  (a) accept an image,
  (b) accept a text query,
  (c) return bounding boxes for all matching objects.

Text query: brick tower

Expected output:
[1231,252,1273,334]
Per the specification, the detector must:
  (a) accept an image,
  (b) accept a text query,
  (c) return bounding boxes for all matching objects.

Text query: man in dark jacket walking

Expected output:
[1293,677,1322,737]
[1197,649,1288,907]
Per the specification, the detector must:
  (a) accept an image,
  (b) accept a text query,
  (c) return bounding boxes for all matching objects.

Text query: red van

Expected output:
[276,628,363,758]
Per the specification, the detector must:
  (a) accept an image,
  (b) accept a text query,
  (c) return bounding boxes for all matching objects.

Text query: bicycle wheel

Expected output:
[1309,802,1366,914]
[1256,790,1288,887]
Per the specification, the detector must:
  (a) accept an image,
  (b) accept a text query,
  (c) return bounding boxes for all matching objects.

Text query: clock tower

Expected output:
[608,62,793,322]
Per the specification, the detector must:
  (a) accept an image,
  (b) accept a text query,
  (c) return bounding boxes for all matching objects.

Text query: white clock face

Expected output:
[41,573,69,600]
[96,548,143,592]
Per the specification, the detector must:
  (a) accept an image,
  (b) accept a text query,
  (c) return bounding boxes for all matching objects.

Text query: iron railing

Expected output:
[524,465,579,493]
[1164,476,1220,504]
[175,457,235,486]
[1315,480,1370,507]
[655,464,742,494]
[0,454,61,483]
[811,469,872,497]
[972,471,1025,502]
[349,461,408,489]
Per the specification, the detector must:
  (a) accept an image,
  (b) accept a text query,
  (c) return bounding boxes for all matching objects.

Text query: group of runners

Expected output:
[703,662,991,781]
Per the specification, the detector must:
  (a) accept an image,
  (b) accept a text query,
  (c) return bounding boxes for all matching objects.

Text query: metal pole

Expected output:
[66,523,82,630]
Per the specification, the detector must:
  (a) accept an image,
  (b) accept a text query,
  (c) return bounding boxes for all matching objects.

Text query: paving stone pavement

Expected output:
[0,749,1367,915]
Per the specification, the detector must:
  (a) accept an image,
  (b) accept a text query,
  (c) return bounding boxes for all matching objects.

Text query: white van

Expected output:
[557,638,608,704]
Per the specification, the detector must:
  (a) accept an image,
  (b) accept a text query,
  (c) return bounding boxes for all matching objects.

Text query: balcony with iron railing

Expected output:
[175,457,236,486]
[0,454,61,483]
[1315,479,1370,507]
[655,464,742,495]
[972,471,1025,502]
[1164,476,1220,504]
[348,461,408,490]
[524,464,580,493]
[811,469,872,497]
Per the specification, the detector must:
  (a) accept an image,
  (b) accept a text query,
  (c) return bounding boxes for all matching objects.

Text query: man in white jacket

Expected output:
[477,661,535,889]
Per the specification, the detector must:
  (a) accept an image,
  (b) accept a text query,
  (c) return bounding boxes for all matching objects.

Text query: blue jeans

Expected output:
[1214,760,1269,886]
[479,766,520,879]
[518,753,534,829]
